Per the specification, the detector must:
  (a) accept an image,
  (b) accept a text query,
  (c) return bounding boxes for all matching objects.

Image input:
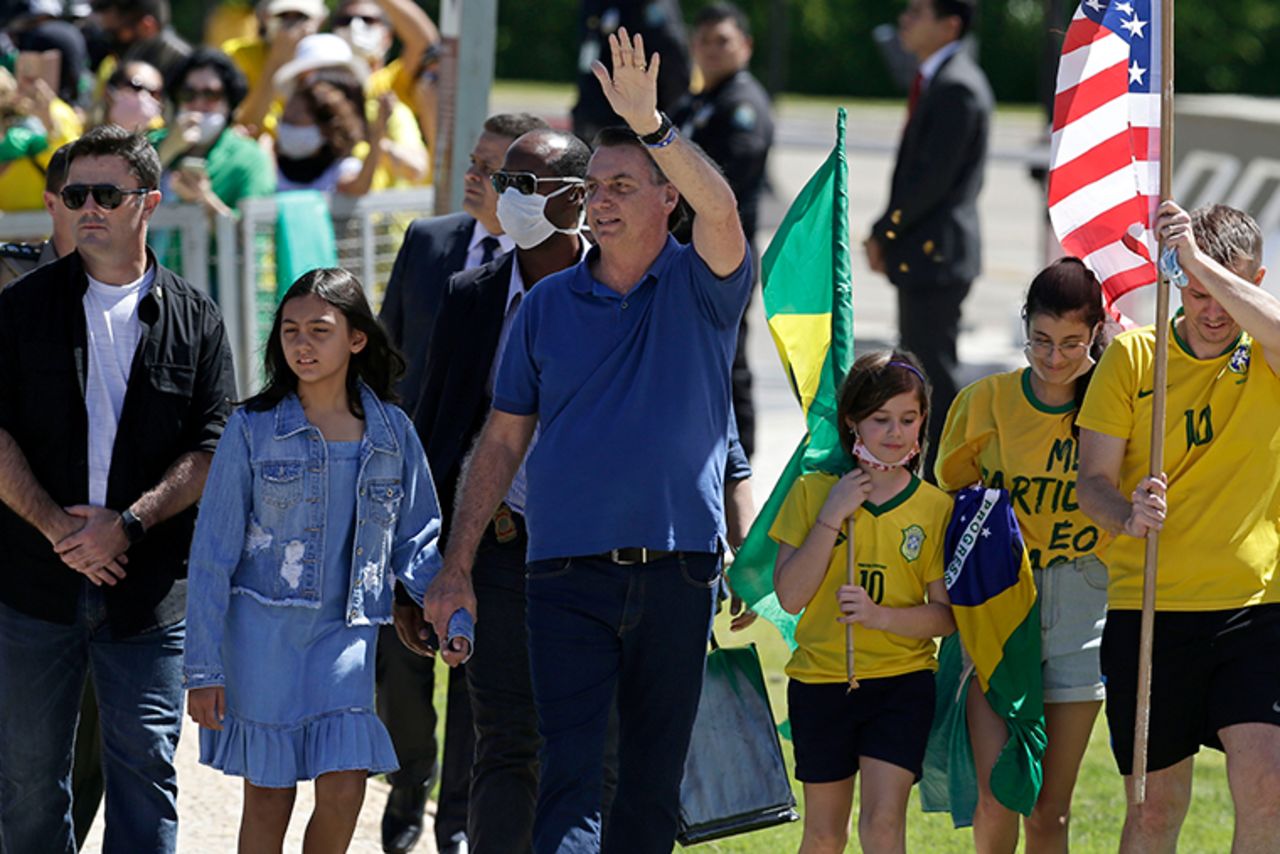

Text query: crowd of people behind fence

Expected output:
[0,0,436,226]
[3,1,1280,854]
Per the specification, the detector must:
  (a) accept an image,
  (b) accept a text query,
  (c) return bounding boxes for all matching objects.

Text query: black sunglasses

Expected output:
[333,13,384,26]
[177,86,226,104]
[490,171,583,196]
[60,184,152,210]
[109,75,161,97]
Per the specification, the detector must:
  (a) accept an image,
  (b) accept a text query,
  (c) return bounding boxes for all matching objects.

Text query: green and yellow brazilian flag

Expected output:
[727,107,856,648]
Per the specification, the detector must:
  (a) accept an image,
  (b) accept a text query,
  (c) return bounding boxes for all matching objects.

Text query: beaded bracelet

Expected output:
[814,517,843,536]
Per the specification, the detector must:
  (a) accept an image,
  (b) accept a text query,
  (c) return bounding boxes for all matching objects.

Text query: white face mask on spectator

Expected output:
[496,186,583,250]
[276,122,325,159]
[109,89,162,130]
[176,110,226,146]
[337,18,387,63]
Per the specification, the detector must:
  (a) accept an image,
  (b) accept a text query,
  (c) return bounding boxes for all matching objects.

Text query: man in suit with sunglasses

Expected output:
[0,124,235,853]
[376,112,550,854]
[399,126,590,854]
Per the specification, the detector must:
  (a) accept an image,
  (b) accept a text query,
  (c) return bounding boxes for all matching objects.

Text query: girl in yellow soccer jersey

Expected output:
[772,351,956,854]
[935,257,1109,853]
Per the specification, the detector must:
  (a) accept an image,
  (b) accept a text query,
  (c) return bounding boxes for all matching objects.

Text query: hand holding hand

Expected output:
[590,27,662,135]
[392,600,435,657]
[836,584,887,630]
[424,563,477,658]
[1123,474,1167,538]
[53,505,130,584]
[187,686,226,731]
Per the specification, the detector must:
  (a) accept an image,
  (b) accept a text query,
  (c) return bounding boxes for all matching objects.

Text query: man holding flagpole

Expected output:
[1077,200,1280,851]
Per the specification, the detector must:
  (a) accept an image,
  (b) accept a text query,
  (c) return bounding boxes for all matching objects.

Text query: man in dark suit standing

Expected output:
[399,128,590,854]
[865,0,992,476]
[380,112,550,415]
[375,112,549,854]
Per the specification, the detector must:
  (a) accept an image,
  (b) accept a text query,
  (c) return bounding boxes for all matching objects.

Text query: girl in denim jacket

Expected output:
[183,268,471,851]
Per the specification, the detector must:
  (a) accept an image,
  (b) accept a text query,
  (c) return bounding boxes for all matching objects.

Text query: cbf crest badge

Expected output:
[1228,341,1250,376]
[900,525,925,562]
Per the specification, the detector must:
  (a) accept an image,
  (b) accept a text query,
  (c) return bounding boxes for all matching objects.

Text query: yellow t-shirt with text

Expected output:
[936,368,1110,570]
[1077,320,1280,610]
[770,473,951,682]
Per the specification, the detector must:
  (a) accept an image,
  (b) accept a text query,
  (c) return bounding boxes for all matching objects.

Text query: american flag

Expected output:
[1048,0,1161,313]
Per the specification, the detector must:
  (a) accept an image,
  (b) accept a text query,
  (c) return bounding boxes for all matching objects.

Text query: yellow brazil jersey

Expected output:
[0,98,82,211]
[936,368,1110,571]
[770,472,952,683]
[1077,319,1280,610]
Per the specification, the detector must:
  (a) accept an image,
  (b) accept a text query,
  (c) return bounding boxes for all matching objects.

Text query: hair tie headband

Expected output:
[888,360,926,383]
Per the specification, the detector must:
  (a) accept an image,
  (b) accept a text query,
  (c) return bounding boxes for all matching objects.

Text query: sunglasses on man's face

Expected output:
[490,171,583,196]
[60,184,151,210]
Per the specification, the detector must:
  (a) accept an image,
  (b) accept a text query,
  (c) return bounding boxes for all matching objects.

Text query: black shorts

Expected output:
[787,670,935,783]
[1101,603,1280,775]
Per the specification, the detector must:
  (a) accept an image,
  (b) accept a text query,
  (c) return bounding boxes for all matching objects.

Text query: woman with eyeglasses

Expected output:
[933,257,1112,853]
[151,48,275,221]
[101,61,164,133]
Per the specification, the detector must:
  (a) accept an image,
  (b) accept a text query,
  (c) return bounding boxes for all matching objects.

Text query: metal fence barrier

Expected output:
[0,187,435,394]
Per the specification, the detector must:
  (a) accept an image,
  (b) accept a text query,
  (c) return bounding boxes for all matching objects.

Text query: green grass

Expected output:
[430,610,1234,851]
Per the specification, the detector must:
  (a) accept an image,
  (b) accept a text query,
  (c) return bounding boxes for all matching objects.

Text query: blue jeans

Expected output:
[0,588,184,854]
[525,552,718,854]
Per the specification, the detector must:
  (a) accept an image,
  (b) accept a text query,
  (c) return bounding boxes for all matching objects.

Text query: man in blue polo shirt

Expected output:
[424,28,751,854]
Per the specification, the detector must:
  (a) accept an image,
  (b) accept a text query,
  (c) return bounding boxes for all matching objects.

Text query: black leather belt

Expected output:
[593,547,677,565]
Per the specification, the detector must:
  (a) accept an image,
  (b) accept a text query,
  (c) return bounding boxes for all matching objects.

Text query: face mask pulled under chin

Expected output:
[496,185,583,250]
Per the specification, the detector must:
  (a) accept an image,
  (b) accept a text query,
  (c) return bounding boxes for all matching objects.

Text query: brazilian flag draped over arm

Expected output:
[920,486,1046,826]
[726,108,855,647]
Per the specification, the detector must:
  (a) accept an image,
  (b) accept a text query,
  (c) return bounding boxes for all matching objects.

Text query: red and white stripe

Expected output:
[1048,2,1161,315]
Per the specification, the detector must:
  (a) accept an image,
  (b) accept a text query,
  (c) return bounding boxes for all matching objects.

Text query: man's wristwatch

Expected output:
[120,509,146,545]
[639,112,676,148]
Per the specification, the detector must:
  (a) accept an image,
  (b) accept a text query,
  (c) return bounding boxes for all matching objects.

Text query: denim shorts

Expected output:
[1034,554,1109,703]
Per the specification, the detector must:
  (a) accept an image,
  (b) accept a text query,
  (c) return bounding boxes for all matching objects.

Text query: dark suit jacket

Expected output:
[872,48,993,290]
[380,212,475,413]
[412,252,516,539]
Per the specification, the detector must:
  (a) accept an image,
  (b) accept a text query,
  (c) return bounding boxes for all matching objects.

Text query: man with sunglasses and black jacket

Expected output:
[0,124,235,853]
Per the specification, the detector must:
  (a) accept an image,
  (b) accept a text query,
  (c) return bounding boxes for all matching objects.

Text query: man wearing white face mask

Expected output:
[402,128,590,854]
[154,48,274,220]
[375,112,547,854]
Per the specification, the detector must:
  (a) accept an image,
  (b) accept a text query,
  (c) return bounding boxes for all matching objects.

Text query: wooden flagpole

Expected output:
[845,518,859,691]
[1132,0,1176,807]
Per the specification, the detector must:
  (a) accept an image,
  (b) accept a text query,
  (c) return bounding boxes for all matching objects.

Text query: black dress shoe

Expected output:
[381,784,428,854]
